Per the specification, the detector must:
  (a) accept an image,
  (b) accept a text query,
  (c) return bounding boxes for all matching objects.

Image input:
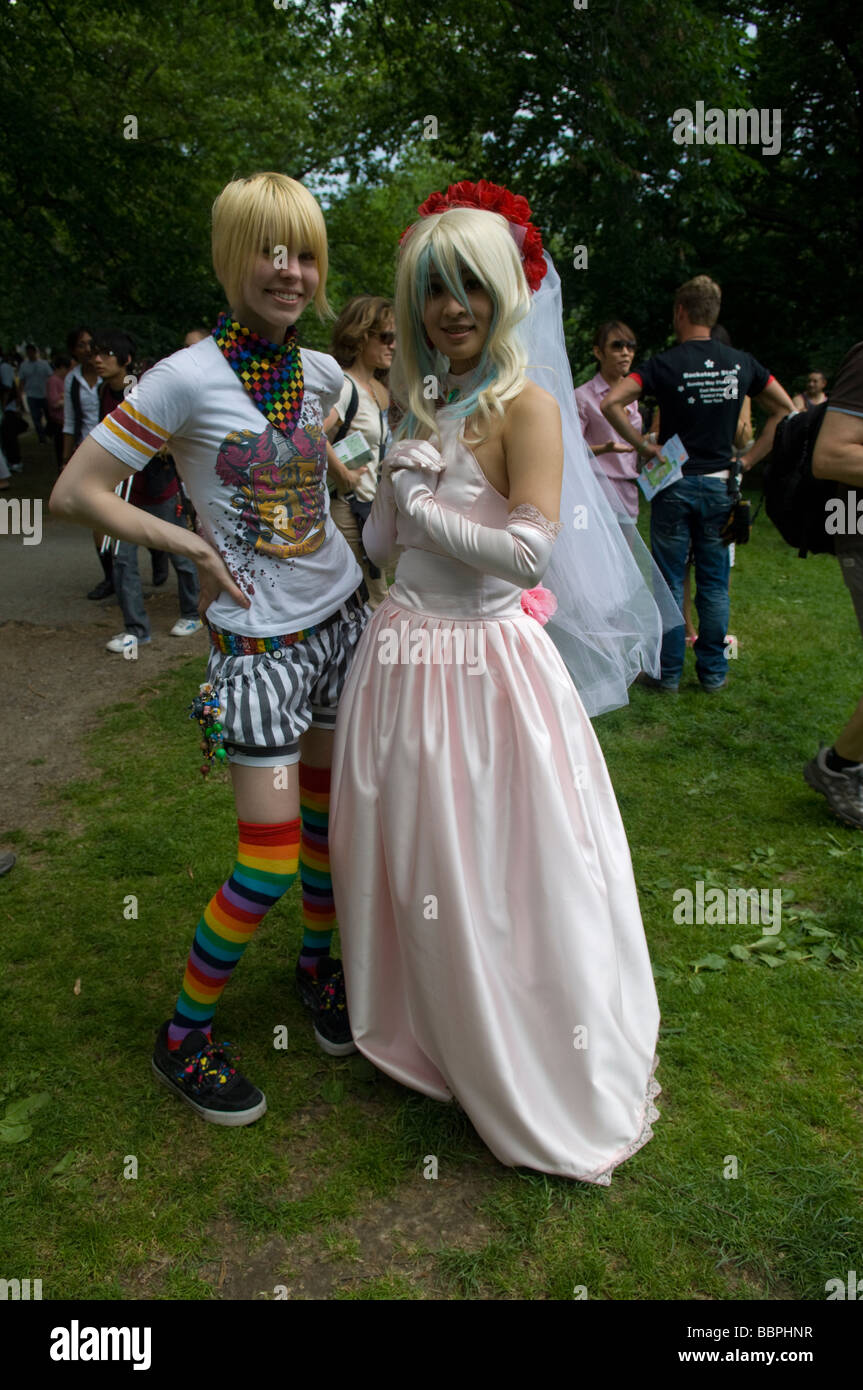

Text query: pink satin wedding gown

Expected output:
[329,410,661,1182]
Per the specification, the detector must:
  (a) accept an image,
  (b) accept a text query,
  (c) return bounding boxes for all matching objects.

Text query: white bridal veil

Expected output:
[519,254,683,716]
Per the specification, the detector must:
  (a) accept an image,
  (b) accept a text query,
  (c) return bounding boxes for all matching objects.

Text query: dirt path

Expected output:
[1,434,210,840]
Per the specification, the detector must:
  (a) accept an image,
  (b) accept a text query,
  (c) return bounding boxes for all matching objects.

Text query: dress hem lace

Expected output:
[575,1050,661,1187]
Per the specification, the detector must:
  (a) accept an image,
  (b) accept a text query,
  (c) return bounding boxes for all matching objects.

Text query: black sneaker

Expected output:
[295,958,357,1057]
[151,1023,267,1126]
[87,578,115,600]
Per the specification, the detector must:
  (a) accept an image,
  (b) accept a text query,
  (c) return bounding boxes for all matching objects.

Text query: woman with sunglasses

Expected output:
[573,320,642,522]
[325,296,395,608]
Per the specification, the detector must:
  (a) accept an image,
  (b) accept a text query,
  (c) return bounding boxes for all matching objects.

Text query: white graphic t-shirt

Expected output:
[90,336,362,635]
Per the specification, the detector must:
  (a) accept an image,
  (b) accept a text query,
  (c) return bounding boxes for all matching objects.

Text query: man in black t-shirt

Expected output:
[806,343,863,829]
[603,275,794,690]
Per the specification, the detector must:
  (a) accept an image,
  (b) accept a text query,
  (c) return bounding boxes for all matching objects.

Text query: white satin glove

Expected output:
[362,467,399,568]
[384,439,445,477]
[362,440,446,566]
[391,467,560,587]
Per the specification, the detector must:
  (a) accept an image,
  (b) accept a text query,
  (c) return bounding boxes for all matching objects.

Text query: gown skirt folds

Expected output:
[329,419,660,1183]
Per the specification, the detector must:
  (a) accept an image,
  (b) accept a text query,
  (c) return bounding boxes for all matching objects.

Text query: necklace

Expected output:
[442,363,485,405]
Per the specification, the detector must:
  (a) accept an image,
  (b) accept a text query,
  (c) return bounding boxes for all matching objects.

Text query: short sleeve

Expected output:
[333,375,355,423]
[89,354,197,471]
[745,353,771,398]
[827,343,863,417]
[302,350,344,419]
[630,361,653,393]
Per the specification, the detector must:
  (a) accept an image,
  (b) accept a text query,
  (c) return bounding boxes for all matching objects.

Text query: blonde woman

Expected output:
[325,294,395,608]
[50,173,369,1124]
[330,184,663,1182]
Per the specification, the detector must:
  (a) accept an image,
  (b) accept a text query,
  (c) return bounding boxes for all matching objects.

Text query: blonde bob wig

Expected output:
[391,207,532,442]
[211,172,330,317]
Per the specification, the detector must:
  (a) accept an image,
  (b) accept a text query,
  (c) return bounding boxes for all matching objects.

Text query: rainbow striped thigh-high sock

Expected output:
[297,763,336,976]
[167,818,301,1049]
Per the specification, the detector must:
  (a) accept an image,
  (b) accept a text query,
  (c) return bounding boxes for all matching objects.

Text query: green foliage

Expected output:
[0,0,360,351]
[2,0,860,387]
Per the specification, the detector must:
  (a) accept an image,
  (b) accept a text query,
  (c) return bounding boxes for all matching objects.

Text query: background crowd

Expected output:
[3,261,861,835]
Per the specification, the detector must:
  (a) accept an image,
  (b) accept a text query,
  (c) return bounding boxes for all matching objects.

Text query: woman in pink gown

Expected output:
[330,188,661,1182]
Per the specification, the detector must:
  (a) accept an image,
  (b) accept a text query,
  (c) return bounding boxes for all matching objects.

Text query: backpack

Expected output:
[762,403,835,557]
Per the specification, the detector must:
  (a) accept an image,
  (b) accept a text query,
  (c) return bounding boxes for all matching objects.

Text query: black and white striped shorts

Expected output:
[205,594,370,767]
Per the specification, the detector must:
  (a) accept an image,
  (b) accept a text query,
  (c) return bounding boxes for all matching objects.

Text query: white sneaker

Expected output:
[170,618,203,637]
[105,632,151,654]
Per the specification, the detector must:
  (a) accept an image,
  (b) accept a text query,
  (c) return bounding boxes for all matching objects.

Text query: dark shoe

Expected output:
[701,678,728,692]
[0,852,16,876]
[87,578,115,600]
[151,1023,267,1126]
[803,745,863,830]
[295,958,357,1057]
[638,673,679,693]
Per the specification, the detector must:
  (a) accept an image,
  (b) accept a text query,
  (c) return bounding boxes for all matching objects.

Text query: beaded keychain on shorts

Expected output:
[189,683,227,777]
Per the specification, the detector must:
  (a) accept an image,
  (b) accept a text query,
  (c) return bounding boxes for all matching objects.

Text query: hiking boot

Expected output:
[151,1023,267,1126]
[295,958,357,1057]
[803,745,863,830]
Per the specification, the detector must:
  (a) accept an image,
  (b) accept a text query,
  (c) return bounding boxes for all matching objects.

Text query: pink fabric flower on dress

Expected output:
[521,585,557,624]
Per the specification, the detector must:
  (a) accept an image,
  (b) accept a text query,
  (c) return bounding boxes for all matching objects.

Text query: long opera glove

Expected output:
[362,466,401,568]
[362,439,446,568]
[391,465,561,588]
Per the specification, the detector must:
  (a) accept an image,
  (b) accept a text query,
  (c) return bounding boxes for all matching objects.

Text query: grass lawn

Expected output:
[2,501,862,1301]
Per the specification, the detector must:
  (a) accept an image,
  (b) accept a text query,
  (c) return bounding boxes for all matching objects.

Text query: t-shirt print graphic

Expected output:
[214,417,326,559]
[679,358,742,406]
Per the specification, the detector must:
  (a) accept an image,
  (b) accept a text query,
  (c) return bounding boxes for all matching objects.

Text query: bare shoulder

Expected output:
[506,380,561,426]
[503,383,562,461]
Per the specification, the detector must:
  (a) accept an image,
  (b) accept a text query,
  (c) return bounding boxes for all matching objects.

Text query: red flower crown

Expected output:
[400,179,547,293]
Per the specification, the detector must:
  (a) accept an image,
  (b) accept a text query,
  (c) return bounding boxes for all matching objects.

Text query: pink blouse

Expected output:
[574,372,642,518]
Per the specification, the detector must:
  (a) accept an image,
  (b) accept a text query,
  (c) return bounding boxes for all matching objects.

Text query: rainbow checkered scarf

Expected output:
[212,311,304,437]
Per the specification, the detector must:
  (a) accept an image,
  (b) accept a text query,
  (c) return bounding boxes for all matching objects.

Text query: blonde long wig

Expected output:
[391,208,532,442]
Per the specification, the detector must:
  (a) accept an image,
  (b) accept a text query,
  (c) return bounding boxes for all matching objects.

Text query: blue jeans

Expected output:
[27,396,49,442]
[113,495,199,639]
[650,474,733,688]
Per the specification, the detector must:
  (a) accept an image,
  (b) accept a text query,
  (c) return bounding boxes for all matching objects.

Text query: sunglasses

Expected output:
[372,331,396,345]
[609,339,636,351]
